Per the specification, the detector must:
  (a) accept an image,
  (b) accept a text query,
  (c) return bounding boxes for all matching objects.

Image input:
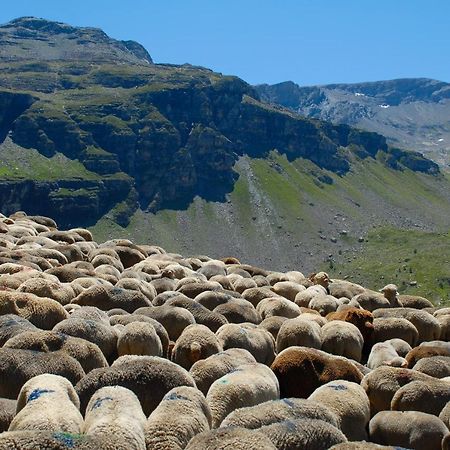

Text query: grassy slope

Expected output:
[328,227,450,304]
[0,138,101,181]
[90,151,450,306]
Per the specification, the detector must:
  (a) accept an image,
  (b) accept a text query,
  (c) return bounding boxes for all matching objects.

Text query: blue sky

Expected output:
[1,0,449,86]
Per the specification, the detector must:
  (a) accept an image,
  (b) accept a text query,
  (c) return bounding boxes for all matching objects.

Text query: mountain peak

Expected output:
[0,16,153,65]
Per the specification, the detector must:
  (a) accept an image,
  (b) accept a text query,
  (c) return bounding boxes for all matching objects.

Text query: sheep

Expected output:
[17,278,76,305]
[232,277,258,293]
[46,264,95,283]
[134,305,195,340]
[328,279,365,300]
[0,290,68,329]
[0,348,85,400]
[258,418,347,450]
[75,355,196,416]
[330,444,406,449]
[189,348,257,395]
[9,374,83,434]
[83,386,146,450]
[256,296,301,319]
[177,281,223,298]
[398,294,433,309]
[198,260,227,279]
[216,323,276,365]
[271,281,306,301]
[369,410,449,450]
[69,305,110,323]
[379,284,404,308]
[3,330,108,373]
[373,308,441,342]
[0,398,16,432]
[372,317,419,347]
[53,317,118,363]
[438,314,450,340]
[321,321,364,362]
[413,356,450,378]
[350,290,391,312]
[241,287,278,307]
[294,285,327,307]
[367,342,407,369]
[391,378,450,416]
[0,314,38,346]
[144,386,212,450]
[72,284,152,312]
[171,324,223,370]
[213,299,262,324]
[405,344,450,368]
[185,427,277,450]
[259,316,289,340]
[326,307,374,349]
[165,295,228,332]
[361,366,435,415]
[276,317,322,353]
[384,338,412,357]
[115,277,157,301]
[194,289,236,310]
[109,314,170,357]
[206,363,280,428]
[221,397,339,429]
[209,275,235,291]
[117,321,163,357]
[271,347,363,398]
[439,401,450,429]
[308,380,371,441]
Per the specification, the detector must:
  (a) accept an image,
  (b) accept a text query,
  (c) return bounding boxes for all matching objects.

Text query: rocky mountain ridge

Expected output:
[256,78,450,168]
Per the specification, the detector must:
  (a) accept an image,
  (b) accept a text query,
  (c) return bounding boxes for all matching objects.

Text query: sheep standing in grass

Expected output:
[83,386,146,450]
[9,374,83,434]
[145,386,212,450]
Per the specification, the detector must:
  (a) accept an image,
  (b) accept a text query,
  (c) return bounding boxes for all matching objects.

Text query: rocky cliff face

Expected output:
[256,78,450,168]
[0,18,442,227]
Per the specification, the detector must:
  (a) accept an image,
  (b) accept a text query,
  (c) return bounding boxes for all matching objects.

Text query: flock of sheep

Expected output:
[0,210,449,449]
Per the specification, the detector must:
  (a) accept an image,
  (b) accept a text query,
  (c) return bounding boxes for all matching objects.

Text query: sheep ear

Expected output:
[16,387,29,413]
[67,385,81,409]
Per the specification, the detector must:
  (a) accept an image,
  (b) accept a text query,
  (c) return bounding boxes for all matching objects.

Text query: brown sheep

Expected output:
[271,346,363,398]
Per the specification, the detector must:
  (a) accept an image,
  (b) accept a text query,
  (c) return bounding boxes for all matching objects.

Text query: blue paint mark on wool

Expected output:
[329,384,347,391]
[91,396,113,410]
[28,388,55,402]
[165,392,190,401]
[53,432,83,448]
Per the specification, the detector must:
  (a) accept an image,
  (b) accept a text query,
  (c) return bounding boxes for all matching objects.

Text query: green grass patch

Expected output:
[329,226,450,305]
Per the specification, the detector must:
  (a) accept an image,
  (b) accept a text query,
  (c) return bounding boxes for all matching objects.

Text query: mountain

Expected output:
[0,16,152,64]
[0,17,449,292]
[256,78,450,168]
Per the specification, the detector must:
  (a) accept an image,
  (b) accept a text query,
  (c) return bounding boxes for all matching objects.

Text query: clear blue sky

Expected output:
[1,0,449,86]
